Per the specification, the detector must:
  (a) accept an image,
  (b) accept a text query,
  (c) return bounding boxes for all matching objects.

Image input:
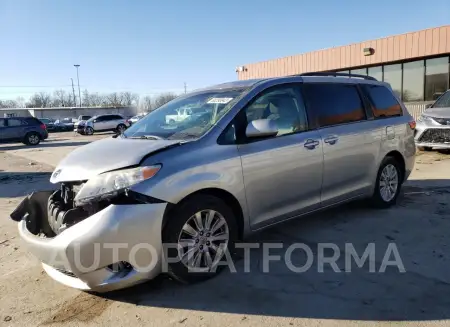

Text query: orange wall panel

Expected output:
[237,26,450,80]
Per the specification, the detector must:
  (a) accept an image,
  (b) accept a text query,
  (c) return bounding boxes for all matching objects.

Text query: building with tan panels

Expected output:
[236,25,450,108]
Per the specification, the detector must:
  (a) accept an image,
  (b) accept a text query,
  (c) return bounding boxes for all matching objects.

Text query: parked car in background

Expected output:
[10,73,416,292]
[165,107,193,124]
[127,113,146,125]
[73,115,92,132]
[38,118,55,132]
[54,118,75,132]
[0,117,48,145]
[415,89,450,151]
[81,114,130,135]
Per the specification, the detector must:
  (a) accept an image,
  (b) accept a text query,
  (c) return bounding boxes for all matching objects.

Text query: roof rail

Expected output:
[297,71,377,81]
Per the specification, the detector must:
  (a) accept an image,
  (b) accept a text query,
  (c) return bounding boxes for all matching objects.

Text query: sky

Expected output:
[0,0,449,101]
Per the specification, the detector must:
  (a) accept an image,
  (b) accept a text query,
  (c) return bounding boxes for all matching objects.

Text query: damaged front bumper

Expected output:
[10,191,167,292]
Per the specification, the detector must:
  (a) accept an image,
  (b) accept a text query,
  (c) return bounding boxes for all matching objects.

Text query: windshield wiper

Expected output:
[129,135,165,140]
[167,132,199,140]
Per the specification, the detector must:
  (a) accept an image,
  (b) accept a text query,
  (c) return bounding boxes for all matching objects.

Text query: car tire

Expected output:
[162,194,238,284]
[370,156,403,208]
[418,146,432,151]
[24,132,41,146]
[85,127,94,135]
[116,124,127,134]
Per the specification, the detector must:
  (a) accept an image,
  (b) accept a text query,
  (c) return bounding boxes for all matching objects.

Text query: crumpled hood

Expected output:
[423,107,450,118]
[50,137,180,183]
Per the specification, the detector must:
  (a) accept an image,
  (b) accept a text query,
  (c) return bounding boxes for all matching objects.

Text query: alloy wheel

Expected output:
[177,209,229,271]
[29,134,39,145]
[379,164,398,202]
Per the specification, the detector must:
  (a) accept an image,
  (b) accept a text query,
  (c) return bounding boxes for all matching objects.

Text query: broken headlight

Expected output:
[74,165,161,205]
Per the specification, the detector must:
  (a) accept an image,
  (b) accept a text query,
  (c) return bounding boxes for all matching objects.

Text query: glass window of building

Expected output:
[350,68,367,76]
[368,66,382,82]
[383,64,402,98]
[425,57,449,101]
[403,60,424,102]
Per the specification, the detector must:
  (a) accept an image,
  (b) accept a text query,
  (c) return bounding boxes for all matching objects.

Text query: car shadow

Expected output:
[101,179,450,321]
[0,141,92,151]
[0,172,54,198]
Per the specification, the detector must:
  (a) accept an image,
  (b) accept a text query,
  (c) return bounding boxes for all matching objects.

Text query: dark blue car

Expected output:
[0,117,49,145]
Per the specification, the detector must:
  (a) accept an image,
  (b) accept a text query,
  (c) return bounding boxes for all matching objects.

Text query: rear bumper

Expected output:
[11,191,167,292]
[41,130,49,139]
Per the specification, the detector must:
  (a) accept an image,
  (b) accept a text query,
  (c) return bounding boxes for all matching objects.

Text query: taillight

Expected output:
[408,121,416,130]
[40,124,46,130]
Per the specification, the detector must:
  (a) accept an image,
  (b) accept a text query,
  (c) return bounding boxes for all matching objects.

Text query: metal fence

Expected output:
[404,101,433,120]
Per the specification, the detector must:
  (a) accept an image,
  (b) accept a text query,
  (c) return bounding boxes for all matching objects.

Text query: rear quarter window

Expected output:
[362,84,403,118]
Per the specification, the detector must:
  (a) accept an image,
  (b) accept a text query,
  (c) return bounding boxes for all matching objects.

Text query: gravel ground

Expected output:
[1,133,450,327]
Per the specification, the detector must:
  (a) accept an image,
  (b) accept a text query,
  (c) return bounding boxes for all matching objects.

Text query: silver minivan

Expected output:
[11,73,416,292]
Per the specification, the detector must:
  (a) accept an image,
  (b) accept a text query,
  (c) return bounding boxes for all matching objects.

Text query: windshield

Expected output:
[40,118,51,123]
[432,90,450,108]
[123,88,248,140]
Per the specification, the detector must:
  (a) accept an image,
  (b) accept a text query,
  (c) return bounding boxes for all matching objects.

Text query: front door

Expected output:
[237,84,324,229]
[302,82,382,206]
[93,116,109,131]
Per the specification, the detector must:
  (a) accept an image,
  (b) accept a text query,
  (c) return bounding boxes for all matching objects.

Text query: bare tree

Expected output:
[105,92,122,107]
[27,92,52,108]
[53,89,70,107]
[82,89,90,107]
[16,96,25,108]
[141,95,153,112]
[0,100,18,108]
[88,93,104,107]
[152,93,177,109]
[120,92,139,106]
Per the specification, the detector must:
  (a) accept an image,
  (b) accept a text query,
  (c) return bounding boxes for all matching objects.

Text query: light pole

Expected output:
[74,64,81,107]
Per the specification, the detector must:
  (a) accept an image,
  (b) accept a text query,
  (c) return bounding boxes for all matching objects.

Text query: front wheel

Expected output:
[85,127,94,135]
[116,124,127,134]
[162,195,238,284]
[370,157,403,208]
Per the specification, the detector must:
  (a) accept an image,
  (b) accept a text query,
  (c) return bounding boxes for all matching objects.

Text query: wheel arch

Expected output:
[162,188,245,241]
[384,150,406,182]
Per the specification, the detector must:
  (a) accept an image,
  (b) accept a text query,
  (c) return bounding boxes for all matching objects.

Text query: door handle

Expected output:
[304,139,320,150]
[324,135,339,145]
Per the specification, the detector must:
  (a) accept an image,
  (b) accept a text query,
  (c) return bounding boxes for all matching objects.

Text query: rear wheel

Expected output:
[370,157,403,208]
[162,195,238,284]
[24,132,40,146]
[85,127,94,135]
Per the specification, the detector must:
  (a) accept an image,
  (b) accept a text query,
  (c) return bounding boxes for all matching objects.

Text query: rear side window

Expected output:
[303,83,366,128]
[26,118,41,125]
[362,85,403,118]
[8,119,27,126]
[111,115,123,120]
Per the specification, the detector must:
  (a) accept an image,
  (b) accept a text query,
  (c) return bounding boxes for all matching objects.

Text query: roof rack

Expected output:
[297,71,377,81]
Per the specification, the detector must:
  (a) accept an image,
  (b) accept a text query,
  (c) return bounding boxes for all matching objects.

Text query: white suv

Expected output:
[83,114,130,135]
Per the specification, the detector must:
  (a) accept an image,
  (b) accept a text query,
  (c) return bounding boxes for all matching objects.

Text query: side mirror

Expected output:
[246,119,278,138]
[425,104,433,109]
